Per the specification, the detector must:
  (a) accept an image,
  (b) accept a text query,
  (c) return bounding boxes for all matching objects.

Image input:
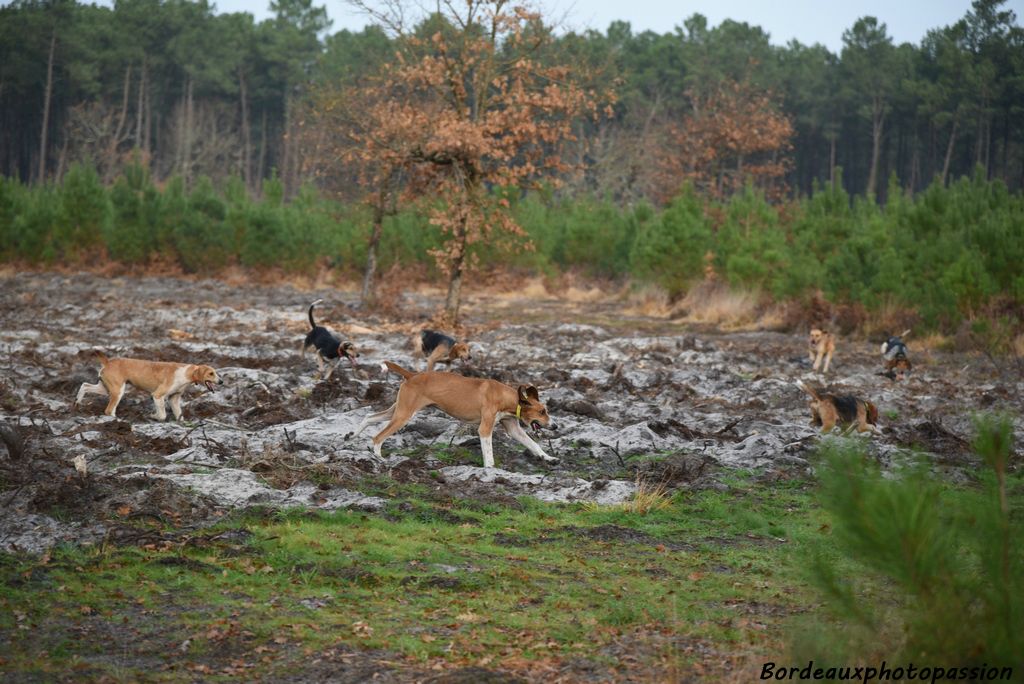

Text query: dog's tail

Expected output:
[380,361,416,380]
[92,350,110,366]
[796,379,821,401]
[308,299,323,330]
[865,402,879,426]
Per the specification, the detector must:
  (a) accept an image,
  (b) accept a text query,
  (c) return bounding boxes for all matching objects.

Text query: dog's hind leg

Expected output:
[352,404,397,438]
[822,349,833,373]
[102,381,125,418]
[500,417,558,464]
[76,382,107,406]
[370,392,430,458]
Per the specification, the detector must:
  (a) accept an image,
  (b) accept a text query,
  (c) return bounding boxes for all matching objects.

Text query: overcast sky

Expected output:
[8,0,1017,52]
[202,0,1022,52]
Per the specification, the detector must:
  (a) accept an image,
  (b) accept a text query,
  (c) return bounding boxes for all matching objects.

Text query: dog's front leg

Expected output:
[151,393,168,421]
[425,345,447,372]
[500,418,559,464]
[169,393,184,421]
[478,413,497,468]
[479,434,495,469]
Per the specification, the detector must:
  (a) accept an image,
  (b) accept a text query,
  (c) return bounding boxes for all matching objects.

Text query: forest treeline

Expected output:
[1,0,1023,201]
[3,161,1022,337]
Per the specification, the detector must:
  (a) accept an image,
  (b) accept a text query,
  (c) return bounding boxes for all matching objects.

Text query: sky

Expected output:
[203,0,1024,52]
[5,0,1019,51]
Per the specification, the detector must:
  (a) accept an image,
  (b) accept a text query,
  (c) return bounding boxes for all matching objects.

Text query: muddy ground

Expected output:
[2,272,1023,682]
[1,271,1022,556]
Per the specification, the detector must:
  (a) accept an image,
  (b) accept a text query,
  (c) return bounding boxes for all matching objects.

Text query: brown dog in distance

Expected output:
[797,380,878,434]
[75,351,222,421]
[808,328,836,373]
[351,361,557,468]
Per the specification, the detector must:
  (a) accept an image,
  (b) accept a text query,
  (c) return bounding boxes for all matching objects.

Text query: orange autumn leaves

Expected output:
[653,81,794,203]
[306,2,609,319]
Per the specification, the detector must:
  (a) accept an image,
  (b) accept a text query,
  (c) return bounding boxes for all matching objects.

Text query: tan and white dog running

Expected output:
[75,351,222,421]
[351,362,558,468]
[808,328,836,373]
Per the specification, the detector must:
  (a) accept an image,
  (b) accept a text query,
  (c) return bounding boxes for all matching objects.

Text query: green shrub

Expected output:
[12,184,61,262]
[163,176,233,273]
[794,417,1022,669]
[56,163,110,260]
[2,163,1022,332]
[629,186,710,298]
[106,162,159,264]
[0,176,28,260]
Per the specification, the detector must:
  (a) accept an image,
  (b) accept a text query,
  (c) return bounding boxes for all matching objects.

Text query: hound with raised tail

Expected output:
[413,329,472,371]
[350,362,558,469]
[796,380,878,434]
[880,329,912,380]
[75,351,221,421]
[302,299,359,380]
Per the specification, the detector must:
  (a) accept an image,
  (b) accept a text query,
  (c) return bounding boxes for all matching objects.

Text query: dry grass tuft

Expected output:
[582,477,673,514]
[860,297,920,339]
[563,285,606,302]
[673,281,760,329]
[622,283,673,318]
[914,332,952,351]
[755,303,789,331]
[518,277,551,299]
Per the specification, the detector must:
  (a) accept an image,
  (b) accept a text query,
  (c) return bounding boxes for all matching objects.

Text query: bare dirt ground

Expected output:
[1,271,1021,555]
[1,271,1022,681]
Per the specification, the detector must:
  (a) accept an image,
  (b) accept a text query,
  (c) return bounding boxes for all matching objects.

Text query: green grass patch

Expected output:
[0,472,862,679]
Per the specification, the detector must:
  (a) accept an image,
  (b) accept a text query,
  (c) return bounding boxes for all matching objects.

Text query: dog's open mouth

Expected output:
[205,381,216,391]
[530,420,542,433]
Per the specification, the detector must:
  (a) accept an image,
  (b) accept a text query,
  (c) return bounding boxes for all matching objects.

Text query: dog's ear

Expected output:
[190,366,204,383]
[518,385,539,402]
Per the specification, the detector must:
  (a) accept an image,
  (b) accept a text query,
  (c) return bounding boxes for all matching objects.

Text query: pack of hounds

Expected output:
[74,301,914,469]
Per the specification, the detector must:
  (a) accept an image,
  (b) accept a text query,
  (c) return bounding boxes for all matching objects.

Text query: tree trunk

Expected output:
[106,65,132,182]
[136,59,145,149]
[867,106,885,199]
[443,213,469,324]
[941,119,958,186]
[144,65,152,155]
[182,74,194,187]
[55,135,68,182]
[361,204,384,307]
[829,136,836,186]
[984,114,992,177]
[258,108,267,190]
[975,107,985,167]
[282,94,292,198]
[239,71,252,192]
[908,129,921,193]
[443,262,464,325]
[38,29,57,184]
